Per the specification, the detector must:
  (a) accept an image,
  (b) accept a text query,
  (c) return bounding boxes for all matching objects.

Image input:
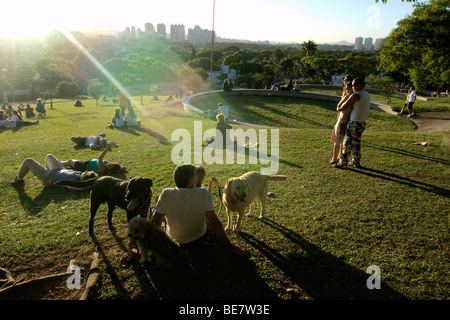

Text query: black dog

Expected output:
[56,176,153,233]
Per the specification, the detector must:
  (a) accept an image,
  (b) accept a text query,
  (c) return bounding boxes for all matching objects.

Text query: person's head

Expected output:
[105,162,126,174]
[195,166,206,187]
[344,81,354,94]
[216,113,225,123]
[218,103,222,107]
[173,163,196,188]
[352,78,366,91]
[410,85,415,91]
[344,74,354,84]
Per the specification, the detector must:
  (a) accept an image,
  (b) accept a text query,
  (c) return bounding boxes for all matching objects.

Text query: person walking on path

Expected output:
[398,86,416,118]
[334,78,371,169]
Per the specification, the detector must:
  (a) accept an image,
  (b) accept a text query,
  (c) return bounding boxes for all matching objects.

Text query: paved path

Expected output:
[406,111,450,132]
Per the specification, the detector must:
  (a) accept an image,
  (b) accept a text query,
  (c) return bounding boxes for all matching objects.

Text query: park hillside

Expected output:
[0,0,449,301]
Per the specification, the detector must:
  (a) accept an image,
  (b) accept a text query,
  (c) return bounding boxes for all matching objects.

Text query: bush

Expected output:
[55,81,81,98]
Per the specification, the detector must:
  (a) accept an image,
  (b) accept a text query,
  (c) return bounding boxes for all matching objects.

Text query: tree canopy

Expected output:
[380,0,450,89]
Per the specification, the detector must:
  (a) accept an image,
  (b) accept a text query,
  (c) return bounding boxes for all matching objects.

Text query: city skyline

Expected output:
[0,0,416,44]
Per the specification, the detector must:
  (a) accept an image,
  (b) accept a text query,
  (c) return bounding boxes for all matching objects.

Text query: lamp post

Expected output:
[210,0,215,87]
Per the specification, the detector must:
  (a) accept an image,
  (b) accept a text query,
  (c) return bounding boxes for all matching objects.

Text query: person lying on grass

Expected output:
[61,143,126,175]
[11,154,97,188]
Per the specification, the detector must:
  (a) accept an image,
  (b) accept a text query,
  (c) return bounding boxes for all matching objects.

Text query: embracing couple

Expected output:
[330,77,371,169]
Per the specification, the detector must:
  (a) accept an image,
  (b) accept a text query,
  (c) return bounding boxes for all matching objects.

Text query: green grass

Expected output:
[0,92,449,300]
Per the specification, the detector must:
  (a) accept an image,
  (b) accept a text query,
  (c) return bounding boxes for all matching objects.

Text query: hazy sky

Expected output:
[0,0,416,43]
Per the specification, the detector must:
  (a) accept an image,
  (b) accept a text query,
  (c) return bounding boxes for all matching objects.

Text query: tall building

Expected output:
[364,37,373,51]
[170,24,185,42]
[144,22,155,37]
[156,23,166,38]
[374,38,385,50]
[354,37,363,50]
[187,25,213,45]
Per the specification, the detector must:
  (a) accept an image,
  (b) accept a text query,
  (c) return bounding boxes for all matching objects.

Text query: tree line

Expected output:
[0,0,447,102]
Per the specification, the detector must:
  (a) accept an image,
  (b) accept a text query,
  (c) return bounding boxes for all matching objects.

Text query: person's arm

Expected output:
[208,175,220,193]
[338,92,360,112]
[337,93,352,109]
[206,211,247,256]
[150,211,166,227]
[97,144,111,174]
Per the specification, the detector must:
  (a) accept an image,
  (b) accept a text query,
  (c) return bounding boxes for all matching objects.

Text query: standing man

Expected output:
[334,78,371,169]
[397,86,416,118]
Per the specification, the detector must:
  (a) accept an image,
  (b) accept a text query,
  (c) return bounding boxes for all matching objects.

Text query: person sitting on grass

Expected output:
[111,108,125,127]
[150,163,246,258]
[61,143,126,175]
[36,99,46,117]
[11,154,98,188]
[124,106,140,127]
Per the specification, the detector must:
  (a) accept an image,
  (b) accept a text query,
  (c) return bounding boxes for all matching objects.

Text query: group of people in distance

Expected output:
[0,99,44,128]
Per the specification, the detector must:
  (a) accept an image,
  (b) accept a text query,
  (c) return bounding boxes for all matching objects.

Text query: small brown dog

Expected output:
[127,216,183,266]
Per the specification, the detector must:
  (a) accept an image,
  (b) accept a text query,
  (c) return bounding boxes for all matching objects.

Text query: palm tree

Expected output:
[301,40,317,57]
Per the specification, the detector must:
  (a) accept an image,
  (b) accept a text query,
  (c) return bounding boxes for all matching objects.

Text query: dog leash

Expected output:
[216,185,223,216]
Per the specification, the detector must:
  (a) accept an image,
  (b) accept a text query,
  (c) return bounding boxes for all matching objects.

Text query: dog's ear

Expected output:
[225,178,233,188]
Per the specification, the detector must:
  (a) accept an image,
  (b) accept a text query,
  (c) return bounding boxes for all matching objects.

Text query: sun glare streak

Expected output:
[62,31,140,110]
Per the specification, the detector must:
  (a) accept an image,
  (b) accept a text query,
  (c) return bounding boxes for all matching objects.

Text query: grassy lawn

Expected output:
[0,91,448,300]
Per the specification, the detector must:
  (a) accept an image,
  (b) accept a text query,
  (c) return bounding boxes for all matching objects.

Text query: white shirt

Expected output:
[217,105,230,120]
[349,89,370,122]
[407,90,416,103]
[155,187,215,244]
[125,113,138,126]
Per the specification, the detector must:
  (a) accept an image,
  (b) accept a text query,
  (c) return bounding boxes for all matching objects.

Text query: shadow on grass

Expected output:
[98,231,279,300]
[13,186,89,215]
[239,218,407,300]
[350,166,450,198]
[114,126,172,145]
[365,142,450,165]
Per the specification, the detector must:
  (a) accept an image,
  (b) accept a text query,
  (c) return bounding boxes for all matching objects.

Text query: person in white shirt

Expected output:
[215,103,230,122]
[151,163,246,257]
[398,86,416,118]
[334,78,371,169]
[124,106,140,127]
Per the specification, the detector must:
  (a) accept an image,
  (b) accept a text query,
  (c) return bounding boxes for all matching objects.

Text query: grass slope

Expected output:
[0,92,448,300]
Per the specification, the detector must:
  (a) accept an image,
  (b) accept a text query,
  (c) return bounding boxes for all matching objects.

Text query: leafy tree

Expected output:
[87,78,105,105]
[55,80,81,98]
[301,40,317,57]
[380,0,450,89]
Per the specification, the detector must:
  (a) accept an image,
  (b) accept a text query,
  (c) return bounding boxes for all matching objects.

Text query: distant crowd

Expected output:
[0,95,44,128]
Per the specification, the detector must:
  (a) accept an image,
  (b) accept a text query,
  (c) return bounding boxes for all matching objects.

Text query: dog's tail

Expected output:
[54,178,97,191]
[267,175,286,181]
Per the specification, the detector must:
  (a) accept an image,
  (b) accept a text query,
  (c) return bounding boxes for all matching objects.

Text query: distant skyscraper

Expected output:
[145,22,155,36]
[364,37,373,51]
[170,24,185,42]
[187,25,213,45]
[354,37,363,50]
[374,38,385,50]
[157,23,166,38]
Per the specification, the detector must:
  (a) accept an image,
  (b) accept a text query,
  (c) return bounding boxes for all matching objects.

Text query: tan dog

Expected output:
[127,216,183,266]
[222,171,286,232]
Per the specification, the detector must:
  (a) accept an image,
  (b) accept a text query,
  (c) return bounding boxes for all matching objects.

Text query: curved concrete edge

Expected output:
[182,89,398,120]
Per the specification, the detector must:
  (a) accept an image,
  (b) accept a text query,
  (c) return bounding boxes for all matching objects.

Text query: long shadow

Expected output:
[350,166,450,198]
[13,186,89,215]
[127,231,279,300]
[90,233,129,298]
[115,126,172,145]
[239,219,407,300]
[365,142,450,165]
